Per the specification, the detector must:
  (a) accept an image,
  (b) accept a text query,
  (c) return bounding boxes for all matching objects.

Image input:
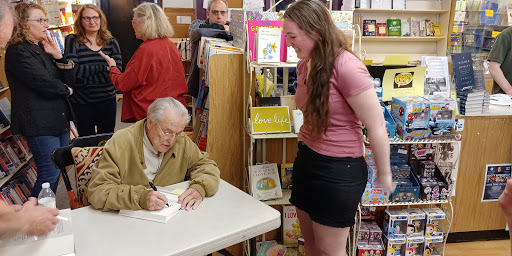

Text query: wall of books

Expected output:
[450,0,512,56]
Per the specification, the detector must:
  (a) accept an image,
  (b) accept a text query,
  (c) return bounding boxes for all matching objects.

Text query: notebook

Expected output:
[118,193,181,223]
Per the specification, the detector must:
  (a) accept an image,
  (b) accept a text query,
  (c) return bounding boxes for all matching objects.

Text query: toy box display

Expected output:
[362,186,390,205]
[359,206,378,220]
[390,169,420,203]
[358,223,370,244]
[402,208,426,237]
[406,237,425,256]
[409,144,434,161]
[384,237,406,256]
[369,224,383,245]
[410,161,450,200]
[422,95,456,136]
[357,243,384,256]
[391,164,411,180]
[391,96,431,130]
[423,208,446,237]
[390,145,408,164]
[424,236,444,256]
[395,122,432,140]
[384,209,408,238]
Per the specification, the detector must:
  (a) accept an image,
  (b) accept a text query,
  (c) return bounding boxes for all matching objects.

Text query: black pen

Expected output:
[149,182,169,207]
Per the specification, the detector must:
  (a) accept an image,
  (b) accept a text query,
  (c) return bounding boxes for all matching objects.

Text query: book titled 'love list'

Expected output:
[251,163,282,201]
[119,193,181,223]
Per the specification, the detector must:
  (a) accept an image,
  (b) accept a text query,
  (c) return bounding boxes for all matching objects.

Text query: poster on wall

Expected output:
[481,164,512,202]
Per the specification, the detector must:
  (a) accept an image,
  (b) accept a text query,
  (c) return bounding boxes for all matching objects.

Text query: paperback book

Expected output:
[250,163,282,201]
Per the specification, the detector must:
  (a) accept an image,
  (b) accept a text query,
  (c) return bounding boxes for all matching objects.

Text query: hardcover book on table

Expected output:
[118,193,181,223]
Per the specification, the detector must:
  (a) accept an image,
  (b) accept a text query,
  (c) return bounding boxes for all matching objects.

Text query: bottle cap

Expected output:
[42,182,50,189]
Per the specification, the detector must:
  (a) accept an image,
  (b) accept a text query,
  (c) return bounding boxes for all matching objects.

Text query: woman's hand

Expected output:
[98,51,116,68]
[41,33,63,59]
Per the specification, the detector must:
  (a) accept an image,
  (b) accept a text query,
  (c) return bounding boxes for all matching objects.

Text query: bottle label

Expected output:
[38,197,56,208]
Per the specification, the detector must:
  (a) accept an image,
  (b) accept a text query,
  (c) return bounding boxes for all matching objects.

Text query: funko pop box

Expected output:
[384,209,408,239]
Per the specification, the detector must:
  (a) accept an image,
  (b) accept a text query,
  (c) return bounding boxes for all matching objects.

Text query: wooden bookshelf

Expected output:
[354,8,449,14]
[361,36,446,42]
[0,155,34,188]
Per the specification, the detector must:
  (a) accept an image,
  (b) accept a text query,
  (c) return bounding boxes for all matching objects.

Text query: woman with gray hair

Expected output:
[99,2,187,123]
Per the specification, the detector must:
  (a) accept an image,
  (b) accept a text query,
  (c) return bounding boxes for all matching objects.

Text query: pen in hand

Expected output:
[149,182,170,207]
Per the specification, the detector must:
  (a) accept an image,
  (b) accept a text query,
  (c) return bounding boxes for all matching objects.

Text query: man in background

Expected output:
[187,0,231,98]
[488,26,512,95]
[0,0,59,239]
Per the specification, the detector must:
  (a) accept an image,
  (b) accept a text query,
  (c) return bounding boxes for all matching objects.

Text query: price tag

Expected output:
[485,9,493,17]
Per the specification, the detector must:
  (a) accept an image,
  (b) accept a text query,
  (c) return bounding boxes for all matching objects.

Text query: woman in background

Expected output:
[283,1,395,255]
[5,3,74,197]
[99,2,187,123]
[65,4,121,136]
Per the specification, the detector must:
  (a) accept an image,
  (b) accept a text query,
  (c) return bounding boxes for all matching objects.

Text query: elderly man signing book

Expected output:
[87,97,220,212]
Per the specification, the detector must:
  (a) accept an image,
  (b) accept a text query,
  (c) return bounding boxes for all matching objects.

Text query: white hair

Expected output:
[147,97,190,124]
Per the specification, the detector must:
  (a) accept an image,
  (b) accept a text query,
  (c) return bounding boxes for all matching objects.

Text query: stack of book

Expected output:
[457,89,488,115]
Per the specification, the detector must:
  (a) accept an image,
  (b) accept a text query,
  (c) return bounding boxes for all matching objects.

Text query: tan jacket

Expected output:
[87,119,220,211]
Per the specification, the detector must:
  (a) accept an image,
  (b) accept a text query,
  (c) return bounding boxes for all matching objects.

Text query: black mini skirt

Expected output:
[290,141,368,228]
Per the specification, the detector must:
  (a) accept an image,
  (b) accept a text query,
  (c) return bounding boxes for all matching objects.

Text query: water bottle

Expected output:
[38,182,56,208]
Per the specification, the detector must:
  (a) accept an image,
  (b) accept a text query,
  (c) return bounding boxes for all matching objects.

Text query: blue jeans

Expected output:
[26,132,70,197]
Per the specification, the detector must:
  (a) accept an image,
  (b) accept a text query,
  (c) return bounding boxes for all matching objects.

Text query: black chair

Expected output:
[51,133,113,209]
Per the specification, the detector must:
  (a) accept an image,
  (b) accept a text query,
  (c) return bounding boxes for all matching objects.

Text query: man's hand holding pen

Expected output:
[146,191,168,211]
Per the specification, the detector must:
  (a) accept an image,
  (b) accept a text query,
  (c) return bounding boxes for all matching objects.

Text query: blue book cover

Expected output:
[451,52,475,91]
[480,1,499,25]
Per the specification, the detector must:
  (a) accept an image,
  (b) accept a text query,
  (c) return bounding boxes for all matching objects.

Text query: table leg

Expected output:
[250,238,256,256]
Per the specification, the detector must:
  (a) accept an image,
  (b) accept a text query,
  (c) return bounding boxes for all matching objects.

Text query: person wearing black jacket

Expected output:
[187,0,231,98]
[5,3,74,197]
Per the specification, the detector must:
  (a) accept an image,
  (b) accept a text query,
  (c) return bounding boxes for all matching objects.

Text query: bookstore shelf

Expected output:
[388,135,461,144]
[251,132,298,140]
[361,36,446,42]
[361,199,449,207]
[0,125,9,134]
[354,8,449,14]
[262,189,291,206]
[0,154,33,188]
[0,87,9,93]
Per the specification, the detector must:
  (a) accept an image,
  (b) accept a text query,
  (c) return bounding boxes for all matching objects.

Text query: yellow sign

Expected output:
[492,31,501,38]
[383,55,410,65]
[485,9,493,17]
[252,106,291,134]
[381,66,427,101]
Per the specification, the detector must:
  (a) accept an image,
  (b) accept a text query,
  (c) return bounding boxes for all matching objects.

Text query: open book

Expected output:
[118,193,181,223]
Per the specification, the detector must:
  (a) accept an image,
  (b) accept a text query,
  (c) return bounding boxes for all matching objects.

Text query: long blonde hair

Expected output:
[73,4,112,46]
[133,3,174,40]
[284,0,352,138]
[9,2,46,45]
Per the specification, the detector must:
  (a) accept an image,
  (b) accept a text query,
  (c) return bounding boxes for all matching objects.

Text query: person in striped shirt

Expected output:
[64,4,122,136]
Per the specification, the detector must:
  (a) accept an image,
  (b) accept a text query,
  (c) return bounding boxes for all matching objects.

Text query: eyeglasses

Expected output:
[156,122,181,138]
[26,18,49,25]
[82,16,100,22]
[210,10,227,16]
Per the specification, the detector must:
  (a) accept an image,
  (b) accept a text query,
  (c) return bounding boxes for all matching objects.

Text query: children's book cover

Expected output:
[250,163,282,200]
[280,163,293,189]
[283,205,303,247]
